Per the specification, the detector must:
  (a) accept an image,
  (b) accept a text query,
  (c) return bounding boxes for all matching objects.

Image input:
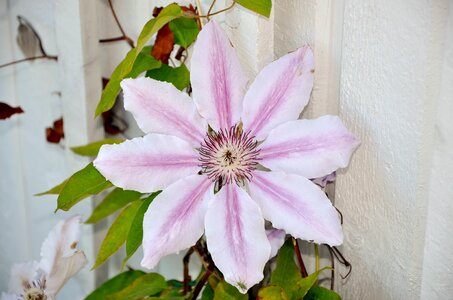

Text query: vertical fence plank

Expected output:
[55,0,104,294]
[335,0,450,298]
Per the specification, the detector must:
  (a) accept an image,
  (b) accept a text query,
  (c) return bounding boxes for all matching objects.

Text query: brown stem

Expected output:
[106,0,134,48]
[186,1,236,19]
[328,245,335,290]
[99,36,132,44]
[0,55,58,69]
[292,238,308,278]
[183,247,195,295]
[190,269,212,300]
[207,0,218,17]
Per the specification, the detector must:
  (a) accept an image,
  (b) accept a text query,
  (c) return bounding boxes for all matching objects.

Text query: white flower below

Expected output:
[1,216,87,300]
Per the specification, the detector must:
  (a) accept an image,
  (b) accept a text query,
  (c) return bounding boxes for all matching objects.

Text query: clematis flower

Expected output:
[1,216,87,300]
[93,20,359,292]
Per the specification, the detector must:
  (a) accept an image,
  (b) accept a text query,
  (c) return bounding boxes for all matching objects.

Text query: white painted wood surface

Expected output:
[1,0,452,298]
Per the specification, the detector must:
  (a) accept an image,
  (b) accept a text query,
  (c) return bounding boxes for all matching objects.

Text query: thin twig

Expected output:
[292,238,308,278]
[99,36,130,44]
[187,1,236,19]
[183,247,195,295]
[0,55,57,69]
[207,0,218,19]
[101,0,134,48]
[329,246,352,279]
[190,269,212,300]
[328,246,335,290]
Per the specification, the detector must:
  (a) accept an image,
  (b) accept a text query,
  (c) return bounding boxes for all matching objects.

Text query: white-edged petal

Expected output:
[39,215,87,297]
[259,116,360,179]
[45,251,87,297]
[249,171,343,246]
[205,184,270,293]
[39,215,82,275]
[8,261,38,294]
[141,175,214,269]
[242,46,314,140]
[191,20,247,130]
[266,228,286,259]
[94,134,200,193]
[121,77,207,147]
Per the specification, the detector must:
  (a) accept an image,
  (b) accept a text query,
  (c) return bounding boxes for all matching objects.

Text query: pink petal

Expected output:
[205,184,270,293]
[141,175,214,269]
[39,215,84,275]
[94,134,200,193]
[248,171,343,246]
[242,46,314,140]
[266,228,286,259]
[259,116,360,179]
[121,77,207,147]
[191,21,246,131]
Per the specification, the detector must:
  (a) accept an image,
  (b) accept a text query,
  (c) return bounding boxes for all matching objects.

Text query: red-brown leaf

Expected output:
[46,117,64,144]
[151,6,175,64]
[0,102,24,120]
[151,24,174,64]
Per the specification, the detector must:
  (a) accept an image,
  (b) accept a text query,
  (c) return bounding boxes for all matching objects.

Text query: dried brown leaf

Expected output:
[46,117,64,144]
[0,102,24,120]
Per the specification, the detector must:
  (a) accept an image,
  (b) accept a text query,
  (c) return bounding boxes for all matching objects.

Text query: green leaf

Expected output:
[257,285,289,300]
[295,267,332,299]
[95,5,183,116]
[92,201,142,269]
[213,281,247,300]
[137,4,183,52]
[128,46,162,77]
[86,188,142,224]
[201,283,214,300]
[106,273,167,300]
[169,17,199,48]
[95,48,137,116]
[146,63,190,91]
[235,0,272,17]
[57,163,112,211]
[123,192,160,266]
[85,270,145,300]
[95,47,161,116]
[71,139,124,157]
[35,179,68,196]
[303,286,341,300]
[270,239,301,299]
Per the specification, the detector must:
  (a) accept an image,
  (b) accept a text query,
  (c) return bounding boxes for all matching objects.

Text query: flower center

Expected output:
[199,125,260,186]
[21,278,47,300]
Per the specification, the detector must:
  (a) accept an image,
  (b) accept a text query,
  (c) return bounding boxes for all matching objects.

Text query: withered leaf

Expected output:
[16,15,45,58]
[102,110,128,135]
[0,102,24,120]
[46,117,64,144]
[151,23,174,64]
[150,7,175,64]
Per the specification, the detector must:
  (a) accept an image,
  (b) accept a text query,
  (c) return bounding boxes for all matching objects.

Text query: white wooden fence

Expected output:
[1,0,452,299]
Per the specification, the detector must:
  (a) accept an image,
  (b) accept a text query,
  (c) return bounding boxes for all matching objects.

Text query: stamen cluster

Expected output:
[21,276,47,300]
[199,125,260,186]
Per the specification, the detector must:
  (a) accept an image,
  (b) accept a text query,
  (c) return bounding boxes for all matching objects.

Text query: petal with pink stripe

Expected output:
[141,175,213,269]
[191,21,247,131]
[121,77,207,147]
[266,228,286,259]
[259,115,360,179]
[242,46,314,140]
[94,134,200,193]
[249,171,343,246]
[205,184,270,293]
